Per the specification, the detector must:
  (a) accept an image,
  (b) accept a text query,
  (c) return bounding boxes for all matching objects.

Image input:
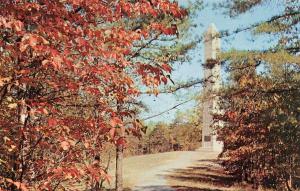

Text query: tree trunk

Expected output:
[115,144,123,191]
[288,156,295,190]
[115,101,124,191]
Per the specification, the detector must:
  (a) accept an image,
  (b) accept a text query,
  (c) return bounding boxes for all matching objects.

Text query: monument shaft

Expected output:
[202,24,223,152]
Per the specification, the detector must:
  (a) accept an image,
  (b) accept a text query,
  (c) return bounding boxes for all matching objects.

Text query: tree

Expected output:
[147,122,172,153]
[214,1,300,190]
[169,108,202,150]
[0,0,187,190]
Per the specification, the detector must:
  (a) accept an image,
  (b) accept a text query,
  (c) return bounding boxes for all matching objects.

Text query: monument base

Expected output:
[202,135,223,153]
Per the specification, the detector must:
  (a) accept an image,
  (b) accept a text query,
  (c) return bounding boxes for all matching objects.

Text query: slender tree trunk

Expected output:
[18,97,28,184]
[148,136,151,154]
[115,143,123,191]
[115,100,124,191]
[288,156,295,190]
[100,151,111,189]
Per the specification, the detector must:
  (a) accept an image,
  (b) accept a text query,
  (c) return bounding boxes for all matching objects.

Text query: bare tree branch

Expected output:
[142,98,194,121]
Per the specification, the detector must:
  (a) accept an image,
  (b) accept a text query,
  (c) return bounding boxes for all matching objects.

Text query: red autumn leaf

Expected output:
[12,20,23,32]
[161,76,168,85]
[86,165,100,182]
[48,118,58,127]
[116,137,126,146]
[60,141,70,151]
[109,128,116,138]
[161,63,172,73]
[86,87,100,95]
[162,27,176,35]
[110,117,123,128]
[20,34,49,52]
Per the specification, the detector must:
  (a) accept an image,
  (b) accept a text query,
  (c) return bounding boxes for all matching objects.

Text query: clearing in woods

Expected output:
[107,148,254,191]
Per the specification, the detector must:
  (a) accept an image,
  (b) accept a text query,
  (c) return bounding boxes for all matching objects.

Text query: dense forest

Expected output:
[214,1,300,190]
[126,110,202,156]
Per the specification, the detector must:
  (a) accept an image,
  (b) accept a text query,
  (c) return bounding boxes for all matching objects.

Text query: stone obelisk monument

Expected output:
[202,23,223,152]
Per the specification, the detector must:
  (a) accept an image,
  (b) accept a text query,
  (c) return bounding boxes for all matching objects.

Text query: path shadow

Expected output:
[132,185,174,191]
[172,185,225,191]
[133,185,223,191]
[164,159,253,191]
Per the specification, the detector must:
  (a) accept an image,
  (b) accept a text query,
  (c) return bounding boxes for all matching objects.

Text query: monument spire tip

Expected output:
[207,23,218,34]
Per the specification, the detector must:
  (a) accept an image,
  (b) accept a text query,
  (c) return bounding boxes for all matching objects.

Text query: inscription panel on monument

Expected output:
[204,136,211,142]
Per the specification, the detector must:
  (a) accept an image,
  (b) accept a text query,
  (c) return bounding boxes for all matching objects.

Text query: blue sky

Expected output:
[140,0,285,124]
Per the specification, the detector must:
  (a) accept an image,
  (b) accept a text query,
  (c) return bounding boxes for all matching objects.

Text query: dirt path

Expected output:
[107,149,254,191]
[130,151,204,191]
[108,151,199,190]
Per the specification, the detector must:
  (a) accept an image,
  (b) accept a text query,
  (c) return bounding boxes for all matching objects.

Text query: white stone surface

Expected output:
[202,23,223,152]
